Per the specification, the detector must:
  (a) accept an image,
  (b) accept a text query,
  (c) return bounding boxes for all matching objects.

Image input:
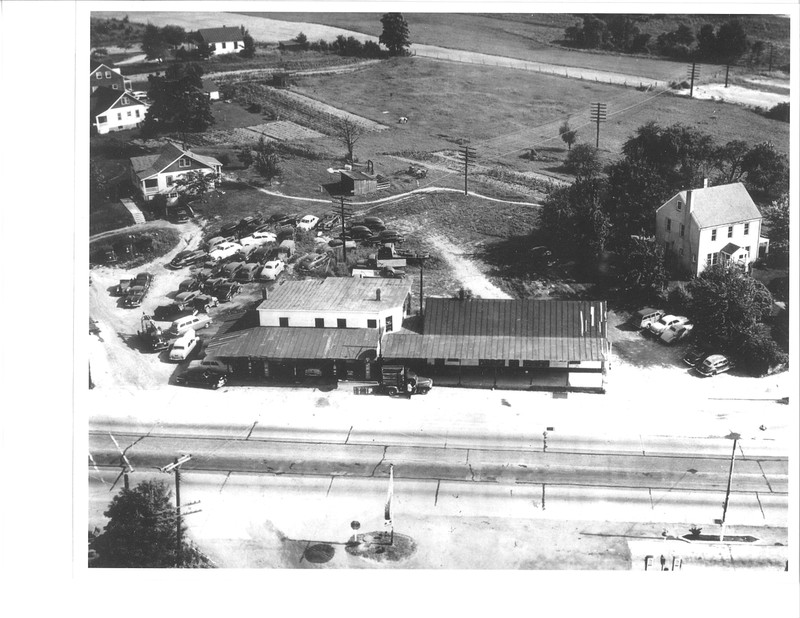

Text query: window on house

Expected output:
[711,229,717,241]
[117,113,122,121]
[367,319,377,328]
[144,179,158,189]
[166,176,173,186]
[676,200,682,211]
[691,253,696,263]
[728,225,733,238]
[315,318,324,328]
[679,247,684,256]
[127,111,132,117]
[180,158,190,168]
[98,116,107,124]
[222,42,227,49]
[112,84,118,90]
[706,253,713,266]
[96,72,102,79]
[279,317,289,327]
[135,110,140,118]
[745,246,751,256]
[385,316,393,332]
[234,41,239,48]
[680,223,685,237]
[337,318,347,329]
[744,222,750,235]
[105,71,111,78]
[666,219,671,232]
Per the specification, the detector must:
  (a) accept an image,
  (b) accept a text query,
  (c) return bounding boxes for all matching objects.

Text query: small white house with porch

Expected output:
[655,181,768,277]
[91,87,148,134]
[197,26,245,55]
[129,143,222,203]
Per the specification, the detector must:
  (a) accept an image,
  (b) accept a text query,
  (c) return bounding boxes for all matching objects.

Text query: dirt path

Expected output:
[426,234,511,299]
[89,221,204,390]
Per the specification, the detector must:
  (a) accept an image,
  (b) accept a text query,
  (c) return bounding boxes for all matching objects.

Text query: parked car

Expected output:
[276,226,295,242]
[297,252,331,272]
[647,315,689,336]
[297,215,320,231]
[173,249,206,269]
[174,367,228,390]
[276,213,300,227]
[208,242,242,262]
[169,328,200,362]
[175,290,201,307]
[238,215,257,231]
[362,216,386,231]
[375,230,405,244]
[214,282,241,302]
[632,308,665,330]
[252,230,277,243]
[660,323,693,344]
[169,207,191,223]
[207,236,232,250]
[122,274,152,307]
[266,213,288,224]
[249,245,273,264]
[219,223,239,238]
[222,261,245,279]
[319,213,341,231]
[349,225,373,240]
[114,277,133,296]
[178,277,201,293]
[153,304,193,322]
[168,250,195,269]
[235,244,259,261]
[235,263,261,282]
[189,357,231,374]
[694,354,734,377]
[682,346,709,367]
[328,238,357,249]
[259,260,285,281]
[190,293,219,314]
[238,235,260,247]
[202,276,227,293]
[168,313,212,337]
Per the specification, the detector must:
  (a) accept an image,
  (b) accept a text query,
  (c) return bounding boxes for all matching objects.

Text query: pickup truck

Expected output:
[379,365,433,397]
[138,314,169,352]
[374,247,407,269]
[122,273,153,308]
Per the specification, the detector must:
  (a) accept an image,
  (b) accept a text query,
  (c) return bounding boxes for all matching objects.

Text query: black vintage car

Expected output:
[175,367,228,390]
[214,282,242,302]
[153,304,195,322]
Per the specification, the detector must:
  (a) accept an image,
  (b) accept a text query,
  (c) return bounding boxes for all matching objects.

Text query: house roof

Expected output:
[90,63,120,76]
[257,278,410,314]
[341,170,376,181]
[206,326,379,360]
[198,26,244,43]
[202,78,219,92]
[682,183,762,229]
[381,298,609,362]
[90,87,122,117]
[130,143,222,180]
[720,242,741,254]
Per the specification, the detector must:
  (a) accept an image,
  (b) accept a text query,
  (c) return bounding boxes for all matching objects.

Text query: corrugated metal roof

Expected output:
[380,298,609,362]
[206,327,379,360]
[341,170,376,181]
[257,278,410,314]
[684,183,761,229]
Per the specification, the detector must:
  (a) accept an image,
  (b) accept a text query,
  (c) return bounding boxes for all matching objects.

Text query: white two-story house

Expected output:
[655,181,768,277]
[90,87,148,134]
[129,143,222,203]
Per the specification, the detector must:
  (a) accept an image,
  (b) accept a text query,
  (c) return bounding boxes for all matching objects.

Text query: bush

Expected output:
[762,102,789,123]
[738,325,788,376]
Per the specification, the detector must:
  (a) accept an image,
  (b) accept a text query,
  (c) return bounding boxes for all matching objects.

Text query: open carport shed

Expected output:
[382,298,610,393]
[205,326,380,382]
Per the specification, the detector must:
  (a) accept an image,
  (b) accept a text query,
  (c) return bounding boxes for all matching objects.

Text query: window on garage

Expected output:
[337,318,347,328]
[279,317,289,327]
[315,318,324,328]
[367,319,377,328]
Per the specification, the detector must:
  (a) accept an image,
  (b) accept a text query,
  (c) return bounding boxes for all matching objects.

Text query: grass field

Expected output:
[292,55,790,178]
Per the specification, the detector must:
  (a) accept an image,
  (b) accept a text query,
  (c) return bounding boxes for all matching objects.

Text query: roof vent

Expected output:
[376,289,382,301]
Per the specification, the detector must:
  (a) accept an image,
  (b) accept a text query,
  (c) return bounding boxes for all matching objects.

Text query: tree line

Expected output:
[140,23,256,62]
[285,13,411,59]
[564,16,766,65]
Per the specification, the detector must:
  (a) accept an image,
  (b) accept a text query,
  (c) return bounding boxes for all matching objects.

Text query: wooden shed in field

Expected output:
[340,169,379,196]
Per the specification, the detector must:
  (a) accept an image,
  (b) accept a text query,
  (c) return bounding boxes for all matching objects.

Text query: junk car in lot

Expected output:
[235,263,261,283]
[660,323,693,344]
[297,215,320,231]
[632,308,665,330]
[191,294,219,313]
[647,314,689,336]
[213,282,241,302]
[174,367,228,390]
[694,354,734,377]
[259,260,285,281]
[154,304,194,322]
[169,328,200,362]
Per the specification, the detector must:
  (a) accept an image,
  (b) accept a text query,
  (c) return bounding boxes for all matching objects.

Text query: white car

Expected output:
[169,328,199,361]
[660,323,693,344]
[252,231,277,243]
[259,260,285,281]
[647,315,689,336]
[132,90,149,101]
[297,215,320,231]
[208,242,242,261]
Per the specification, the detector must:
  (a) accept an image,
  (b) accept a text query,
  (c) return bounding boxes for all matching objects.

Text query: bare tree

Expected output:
[334,116,364,163]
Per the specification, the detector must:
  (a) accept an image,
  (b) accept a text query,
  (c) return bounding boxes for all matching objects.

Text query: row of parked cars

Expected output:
[633,308,733,377]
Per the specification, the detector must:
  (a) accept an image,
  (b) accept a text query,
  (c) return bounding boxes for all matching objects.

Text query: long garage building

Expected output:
[381,297,610,392]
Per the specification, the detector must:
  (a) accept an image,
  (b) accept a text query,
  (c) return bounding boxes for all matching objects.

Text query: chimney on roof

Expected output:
[703,177,709,188]
[686,189,693,213]
[376,289,381,302]
[262,288,268,300]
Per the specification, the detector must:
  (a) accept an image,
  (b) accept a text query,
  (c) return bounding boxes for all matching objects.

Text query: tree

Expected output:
[173,170,219,202]
[160,25,186,51]
[253,137,281,183]
[565,143,601,179]
[696,23,718,58]
[604,158,672,244]
[738,324,788,376]
[618,236,667,294]
[334,117,364,162]
[740,141,789,204]
[379,13,410,56]
[294,32,310,50]
[90,161,109,200]
[712,140,749,184]
[686,262,772,354]
[240,31,255,58]
[141,23,168,61]
[559,120,577,150]
[761,193,789,263]
[142,70,214,136]
[165,62,204,88]
[91,480,210,568]
[716,20,748,62]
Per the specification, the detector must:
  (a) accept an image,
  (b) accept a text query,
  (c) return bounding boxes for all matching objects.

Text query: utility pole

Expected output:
[333,195,353,263]
[687,61,701,98]
[724,63,731,88]
[589,102,607,149]
[415,253,429,321]
[720,432,740,542]
[459,144,476,196]
[160,454,192,567]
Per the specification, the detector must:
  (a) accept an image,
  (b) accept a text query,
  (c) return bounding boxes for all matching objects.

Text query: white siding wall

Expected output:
[212,40,241,54]
[139,168,218,201]
[696,219,761,275]
[258,306,405,332]
[95,103,148,134]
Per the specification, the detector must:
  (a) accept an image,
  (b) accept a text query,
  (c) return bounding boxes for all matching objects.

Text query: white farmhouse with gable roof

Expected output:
[129,143,222,203]
[654,181,768,277]
[197,26,244,55]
